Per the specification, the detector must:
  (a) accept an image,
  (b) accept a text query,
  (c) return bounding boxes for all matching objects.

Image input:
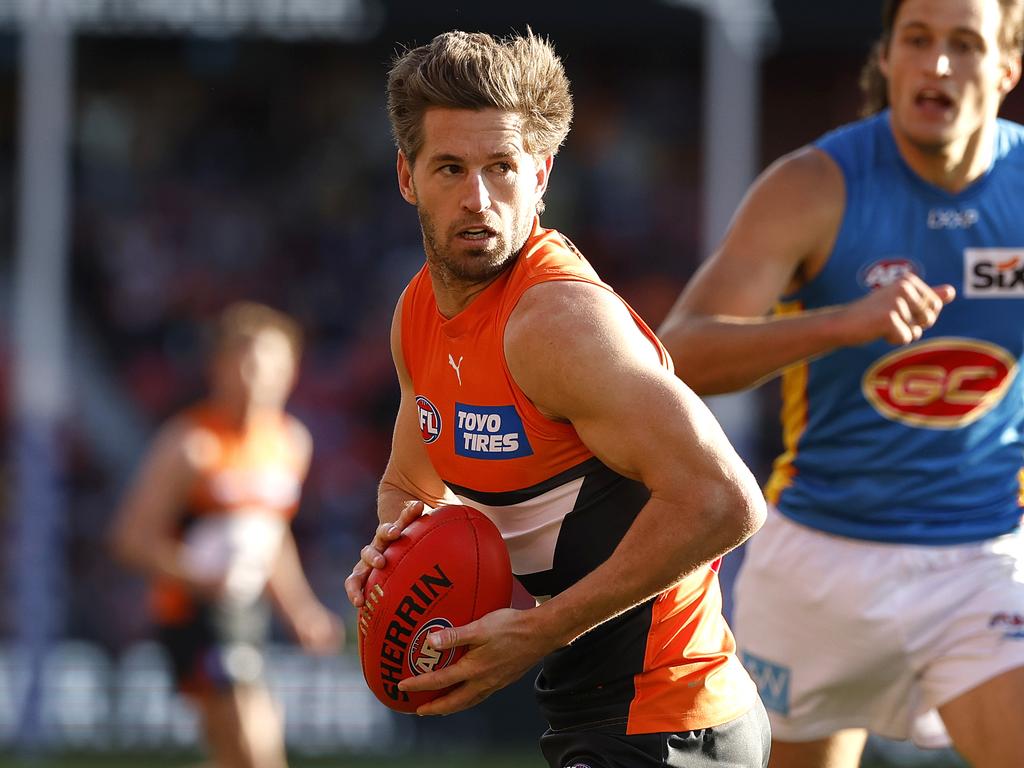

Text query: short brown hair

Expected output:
[860,0,1024,115]
[386,30,573,164]
[214,301,303,361]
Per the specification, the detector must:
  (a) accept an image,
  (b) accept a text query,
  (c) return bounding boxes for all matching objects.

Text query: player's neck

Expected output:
[428,267,507,319]
[892,119,996,194]
[209,393,269,431]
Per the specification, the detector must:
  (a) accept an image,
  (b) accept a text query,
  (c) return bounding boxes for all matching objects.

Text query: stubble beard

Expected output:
[418,205,532,289]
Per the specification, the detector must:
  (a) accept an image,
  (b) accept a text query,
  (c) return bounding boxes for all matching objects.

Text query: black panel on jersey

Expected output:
[517,460,651,599]
[509,460,656,731]
[453,456,671,731]
[537,598,654,731]
[537,461,653,727]
[446,456,605,508]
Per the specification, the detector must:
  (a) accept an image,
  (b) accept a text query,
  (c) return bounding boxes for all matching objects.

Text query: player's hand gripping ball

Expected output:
[357,504,513,713]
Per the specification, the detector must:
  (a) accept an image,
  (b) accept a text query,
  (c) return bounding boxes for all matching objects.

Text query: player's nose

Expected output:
[460,172,491,213]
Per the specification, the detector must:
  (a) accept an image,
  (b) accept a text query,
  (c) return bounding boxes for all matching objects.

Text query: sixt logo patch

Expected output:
[859,257,920,290]
[965,248,1024,297]
[862,338,1017,429]
[742,651,790,715]
[409,618,457,675]
[415,396,442,444]
[455,403,533,459]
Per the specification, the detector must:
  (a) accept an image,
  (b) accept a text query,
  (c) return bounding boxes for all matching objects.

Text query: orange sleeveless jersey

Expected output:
[150,402,306,624]
[400,219,756,735]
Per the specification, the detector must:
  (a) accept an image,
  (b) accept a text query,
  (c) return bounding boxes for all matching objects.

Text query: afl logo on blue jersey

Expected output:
[859,257,921,290]
[415,396,442,444]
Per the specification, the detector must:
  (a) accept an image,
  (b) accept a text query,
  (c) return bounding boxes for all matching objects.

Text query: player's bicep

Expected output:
[382,387,448,499]
[286,418,314,481]
[111,422,193,551]
[573,368,732,499]
[506,283,738,494]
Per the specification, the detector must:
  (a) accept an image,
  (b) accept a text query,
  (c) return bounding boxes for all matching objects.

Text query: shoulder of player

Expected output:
[146,415,211,477]
[727,145,845,263]
[754,145,844,211]
[505,280,637,370]
[996,118,1024,163]
[505,280,670,422]
[282,413,312,455]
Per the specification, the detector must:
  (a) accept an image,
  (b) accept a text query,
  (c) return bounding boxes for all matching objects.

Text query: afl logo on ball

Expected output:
[409,618,456,675]
[415,396,442,444]
[862,338,1017,428]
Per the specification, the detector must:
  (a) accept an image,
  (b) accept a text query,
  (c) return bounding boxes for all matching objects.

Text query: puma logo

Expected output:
[448,353,464,386]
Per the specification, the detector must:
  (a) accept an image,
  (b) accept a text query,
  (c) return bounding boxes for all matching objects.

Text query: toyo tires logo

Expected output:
[862,338,1017,428]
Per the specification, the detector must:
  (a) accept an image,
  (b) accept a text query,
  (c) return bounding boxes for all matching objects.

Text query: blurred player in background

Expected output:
[111,301,343,768]
[659,0,1024,766]
[345,30,770,767]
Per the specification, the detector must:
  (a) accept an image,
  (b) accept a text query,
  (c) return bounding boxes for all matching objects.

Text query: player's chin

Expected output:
[451,256,510,283]
[901,118,960,151]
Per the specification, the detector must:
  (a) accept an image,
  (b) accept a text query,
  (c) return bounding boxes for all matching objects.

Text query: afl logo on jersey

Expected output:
[415,396,442,444]
[859,258,920,290]
[409,618,456,675]
[862,338,1018,429]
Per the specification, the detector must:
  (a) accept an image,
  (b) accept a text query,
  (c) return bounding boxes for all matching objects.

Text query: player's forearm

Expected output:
[267,530,319,611]
[377,473,456,524]
[531,485,764,649]
[659,309,851,394]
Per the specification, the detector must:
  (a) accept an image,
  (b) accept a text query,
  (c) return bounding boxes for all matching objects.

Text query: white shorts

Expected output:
[734,506,1024,745]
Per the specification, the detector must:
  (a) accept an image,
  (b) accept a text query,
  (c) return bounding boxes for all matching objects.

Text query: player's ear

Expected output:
[397,150,417,205]
[533,154,553,205]
[1000,52,1022,97]
[877,40,891,79]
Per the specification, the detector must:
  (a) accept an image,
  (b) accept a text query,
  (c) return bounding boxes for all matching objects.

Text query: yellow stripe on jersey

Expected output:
[764,300,808,506]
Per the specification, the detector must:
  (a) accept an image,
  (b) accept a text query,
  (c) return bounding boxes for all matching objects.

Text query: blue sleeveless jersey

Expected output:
[766,110,1024,545]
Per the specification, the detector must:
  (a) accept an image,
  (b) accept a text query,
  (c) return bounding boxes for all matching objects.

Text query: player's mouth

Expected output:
[457,225,498,242]
[914,87,956,117]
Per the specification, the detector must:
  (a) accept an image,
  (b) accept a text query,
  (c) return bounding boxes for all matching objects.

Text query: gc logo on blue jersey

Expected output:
[455,403,533,459]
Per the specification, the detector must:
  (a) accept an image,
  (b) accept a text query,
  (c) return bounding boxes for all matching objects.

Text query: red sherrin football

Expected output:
[357,504,513,713]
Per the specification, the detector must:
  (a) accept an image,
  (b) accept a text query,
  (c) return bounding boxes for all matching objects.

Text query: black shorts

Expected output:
[539,699,770,768]
[157,597,271,696]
